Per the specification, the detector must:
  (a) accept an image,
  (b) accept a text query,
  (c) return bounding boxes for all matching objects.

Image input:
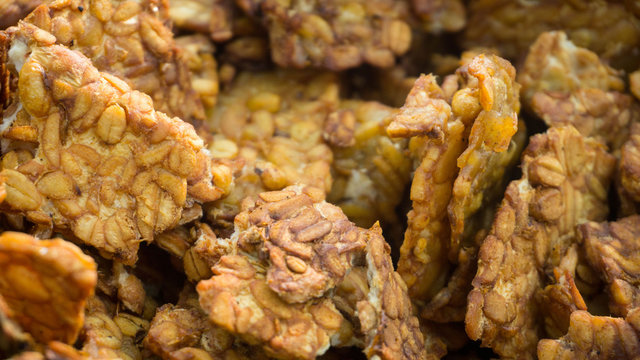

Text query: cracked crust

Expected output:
[23,0,205,125]
[465,126,616,359]
[579,215,640,317]
[462,0,640,71]
[0,23,229,264]
[197,186,426,359]
[519,31,634,150]
[538,309,640,360]
[235,0,413,70]
[0,232,97,344]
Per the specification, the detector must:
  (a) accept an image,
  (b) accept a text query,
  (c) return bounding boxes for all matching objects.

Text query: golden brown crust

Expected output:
[393,74,463,305]
[227,187,368,304]
[236,0,413,70]
[394,54,524,321]
[23,0,205,125]
[386,74,451,140]
[448,54,521,261]
[197,186,426,360]
[463,1,640,70]
[425,54,526,323]
[579,215,640,317]
[0,0,40,30]
[0,23,229,264]
[519,31,634,150]
[466,126,616,359]
[537,309,640,360]
[0,232,97,344]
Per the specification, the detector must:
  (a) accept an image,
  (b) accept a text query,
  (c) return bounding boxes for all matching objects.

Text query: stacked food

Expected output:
[0,1,639,359]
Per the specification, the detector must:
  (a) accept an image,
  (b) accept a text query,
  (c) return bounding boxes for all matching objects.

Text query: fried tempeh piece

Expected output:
[0,0,40,30]
[326,100,411,231]
[198,186,426,360]
[235,0,412,70]
[537,309,640,360]
[463,0,640,70]
[391,74,463,305]
[519,31,635,151]
[392,53,524,319]
[205,70,336,232]
[0,23,229,264]
[169,0,233,42]
[579,215,640,317]
[23,0,205,125]
[466,126,616,359]
[0,232,97,344]
[426,54,526,322]
[448,54,522,262]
